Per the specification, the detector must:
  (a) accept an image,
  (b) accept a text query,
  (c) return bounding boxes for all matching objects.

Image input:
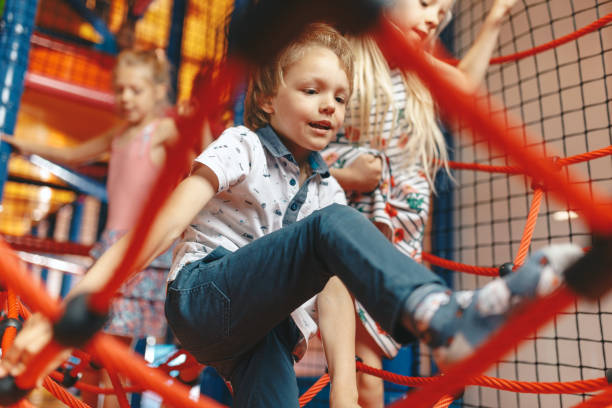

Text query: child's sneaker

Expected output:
[403,244,583,368]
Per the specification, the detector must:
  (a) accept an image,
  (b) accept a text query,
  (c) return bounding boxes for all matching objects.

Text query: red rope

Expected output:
[42,376,92,408]
[570,386,612,408]
[106,370,131,408]
[0,240,62,320]
[15,341,68,390]
[1,289,19,351]
[88,334,227,408]
[298,373,330,407]
[432,394,455,408]
[442,13,612,66]
[557,145,612,166]
[447,145,611,175]
[49,371,143,394]
[355,362,608,394]
[490,13,612,64]
[513,188,544,267]
[422,252,498,276]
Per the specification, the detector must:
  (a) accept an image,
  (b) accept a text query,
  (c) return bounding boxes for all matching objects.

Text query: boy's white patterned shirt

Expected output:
[169,125,347,348]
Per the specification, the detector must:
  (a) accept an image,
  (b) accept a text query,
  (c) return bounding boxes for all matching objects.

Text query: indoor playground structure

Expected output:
[0,0,609,407]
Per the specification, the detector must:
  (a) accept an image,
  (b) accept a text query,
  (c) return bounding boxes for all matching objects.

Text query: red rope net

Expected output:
[1,2,611,408]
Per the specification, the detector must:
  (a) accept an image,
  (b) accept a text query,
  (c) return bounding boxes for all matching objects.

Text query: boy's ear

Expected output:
[260,96,275,114]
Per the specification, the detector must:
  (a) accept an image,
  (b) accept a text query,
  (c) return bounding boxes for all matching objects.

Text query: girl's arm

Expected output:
[429,0,517,92]
[1,126,121,166]
[317,277,359,408]
[456,0,517,86]
[0,162,219,380]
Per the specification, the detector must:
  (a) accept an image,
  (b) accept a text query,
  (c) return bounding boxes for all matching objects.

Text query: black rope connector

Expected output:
[564,235,612,300]
[89,360,103,370]
[0,317,22,340]
[498,262,514,277]
[53,293,108,348]
[606,368,612,384]
[0,375,31,406]
[55,367,82,388]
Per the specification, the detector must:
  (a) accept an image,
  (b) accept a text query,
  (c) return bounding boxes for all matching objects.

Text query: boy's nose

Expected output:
[320,97,335,114]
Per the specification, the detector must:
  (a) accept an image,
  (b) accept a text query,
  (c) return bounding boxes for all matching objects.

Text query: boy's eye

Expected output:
[303,88,317,95]
[420,0,429,7]
[335,96,346,104]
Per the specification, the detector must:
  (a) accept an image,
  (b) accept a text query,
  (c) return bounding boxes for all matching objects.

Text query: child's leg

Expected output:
[355,321,385,408]
[317,277,359,408]
[230,319,301,408]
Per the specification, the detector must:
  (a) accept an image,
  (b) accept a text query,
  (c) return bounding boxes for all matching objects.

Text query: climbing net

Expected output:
[0,0,611,407]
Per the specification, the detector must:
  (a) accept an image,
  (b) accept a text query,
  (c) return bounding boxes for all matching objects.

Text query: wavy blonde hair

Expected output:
[244,23,354,130]
[346,35,449,190]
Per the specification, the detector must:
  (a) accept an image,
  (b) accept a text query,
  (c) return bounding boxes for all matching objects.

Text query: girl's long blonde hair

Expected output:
[347,35,449,189]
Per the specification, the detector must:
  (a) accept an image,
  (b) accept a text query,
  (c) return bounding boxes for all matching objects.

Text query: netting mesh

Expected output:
[0,0,610,406]
[425,0,612,406]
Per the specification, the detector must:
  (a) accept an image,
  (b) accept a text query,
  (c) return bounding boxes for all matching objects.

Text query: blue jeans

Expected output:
[165,204,443,406]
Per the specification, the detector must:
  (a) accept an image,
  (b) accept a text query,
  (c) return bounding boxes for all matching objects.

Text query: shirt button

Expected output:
[290,203,298,211]
[289,178,296,186]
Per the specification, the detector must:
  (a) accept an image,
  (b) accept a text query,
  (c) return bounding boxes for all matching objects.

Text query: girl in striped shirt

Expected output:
[323,0,519,405]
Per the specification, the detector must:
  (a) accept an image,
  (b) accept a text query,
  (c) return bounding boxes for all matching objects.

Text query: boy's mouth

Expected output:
[309,121,332,131]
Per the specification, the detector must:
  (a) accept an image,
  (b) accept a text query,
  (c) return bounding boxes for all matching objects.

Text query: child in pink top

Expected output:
[4,48,179,407]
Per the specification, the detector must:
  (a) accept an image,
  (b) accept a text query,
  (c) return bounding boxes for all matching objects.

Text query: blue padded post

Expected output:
[0,0,39,201]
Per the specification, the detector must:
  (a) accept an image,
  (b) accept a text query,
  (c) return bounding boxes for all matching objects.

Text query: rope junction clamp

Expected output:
[53,293,108,348]
[564,235,612,300]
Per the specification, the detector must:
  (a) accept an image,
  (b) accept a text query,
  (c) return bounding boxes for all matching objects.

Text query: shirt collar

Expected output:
[255,125,330,178]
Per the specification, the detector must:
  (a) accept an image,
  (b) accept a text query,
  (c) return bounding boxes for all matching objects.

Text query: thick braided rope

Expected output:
[355,361,608,394]
[42,377,91,408]
[513,187,544,267]
[298,373,330,407]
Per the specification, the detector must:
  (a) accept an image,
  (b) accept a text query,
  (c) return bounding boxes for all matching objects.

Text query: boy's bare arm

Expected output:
[0,163,219,381]
[317,277,360,408]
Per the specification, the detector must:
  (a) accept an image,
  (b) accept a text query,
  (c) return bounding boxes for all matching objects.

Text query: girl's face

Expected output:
[114,64,166,125]
[387,0,454,44]
[262,46,350,163]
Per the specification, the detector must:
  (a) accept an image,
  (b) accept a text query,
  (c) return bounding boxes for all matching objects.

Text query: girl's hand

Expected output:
[488,0,518,24]
[0,312,72,387]
[0,134,25,154]
[341,154,383,193]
